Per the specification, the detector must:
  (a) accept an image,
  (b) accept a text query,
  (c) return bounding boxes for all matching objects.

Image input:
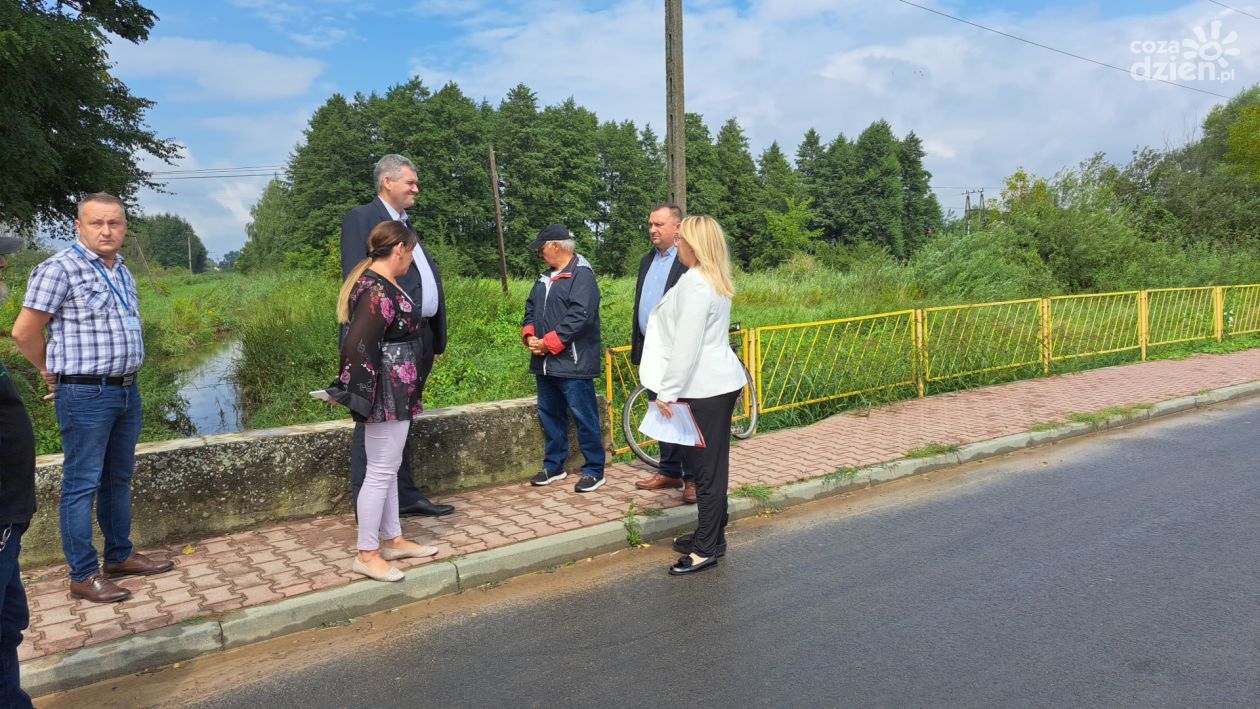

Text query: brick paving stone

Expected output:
[121,602,166,624]
[239,586,283,606]
[197,586,242,606]
[84,621,130,644]
[77,604,123,626]
[277,582,314,598]
[156,589,197,608]
[16,350,1260,665]
[163,600,206,623]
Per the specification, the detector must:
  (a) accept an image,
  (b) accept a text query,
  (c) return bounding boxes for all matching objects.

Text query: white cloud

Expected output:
[110,37,324,102]
[405,0,1255,215]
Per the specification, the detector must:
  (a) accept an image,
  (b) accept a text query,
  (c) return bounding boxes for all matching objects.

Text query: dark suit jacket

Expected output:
[630,247,687,366]
[340,197,448,354]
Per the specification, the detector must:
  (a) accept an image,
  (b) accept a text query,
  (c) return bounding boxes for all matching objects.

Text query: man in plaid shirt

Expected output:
[12,193,174,604]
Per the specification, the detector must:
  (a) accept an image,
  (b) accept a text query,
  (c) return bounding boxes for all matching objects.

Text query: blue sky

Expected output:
[106,0,1258,257]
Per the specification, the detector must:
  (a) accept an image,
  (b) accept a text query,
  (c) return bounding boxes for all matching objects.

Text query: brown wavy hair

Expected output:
[336,220,417,324]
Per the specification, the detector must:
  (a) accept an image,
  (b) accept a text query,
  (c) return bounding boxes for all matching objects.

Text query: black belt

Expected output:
[57,373,136,387]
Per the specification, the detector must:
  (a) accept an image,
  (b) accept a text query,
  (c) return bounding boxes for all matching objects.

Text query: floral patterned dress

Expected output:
[327,270,426,423]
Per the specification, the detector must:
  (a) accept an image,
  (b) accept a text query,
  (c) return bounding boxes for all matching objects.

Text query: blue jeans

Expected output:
[535,375,605,479]
[1,523,32,708]
[55,382,142,583]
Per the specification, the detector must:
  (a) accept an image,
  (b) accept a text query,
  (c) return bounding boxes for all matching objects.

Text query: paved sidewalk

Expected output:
[18,350,1260,673]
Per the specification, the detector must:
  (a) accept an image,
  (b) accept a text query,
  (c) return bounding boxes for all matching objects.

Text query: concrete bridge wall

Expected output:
[24,397,610,567]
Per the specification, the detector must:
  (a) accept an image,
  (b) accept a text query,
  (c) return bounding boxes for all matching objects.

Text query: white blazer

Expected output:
[639,269,747,403]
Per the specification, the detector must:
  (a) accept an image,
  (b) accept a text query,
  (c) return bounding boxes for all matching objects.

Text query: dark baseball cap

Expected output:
[527,224,571,250]
[0,237,24,256]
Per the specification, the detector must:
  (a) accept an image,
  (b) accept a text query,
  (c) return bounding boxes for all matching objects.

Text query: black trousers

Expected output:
[349,326,434,508]
[681,388,741,558]
[647,389,690,481]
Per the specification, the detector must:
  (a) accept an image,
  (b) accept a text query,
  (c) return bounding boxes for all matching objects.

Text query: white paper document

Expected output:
[638,402,706,448]
[309,389,334,403]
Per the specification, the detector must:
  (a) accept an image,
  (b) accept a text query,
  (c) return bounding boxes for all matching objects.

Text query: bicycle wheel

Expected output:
[621,385,661,468]
[730,364,758,439]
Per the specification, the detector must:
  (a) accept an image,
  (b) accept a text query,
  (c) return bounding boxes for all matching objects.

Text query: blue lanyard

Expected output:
[72,245,132,313]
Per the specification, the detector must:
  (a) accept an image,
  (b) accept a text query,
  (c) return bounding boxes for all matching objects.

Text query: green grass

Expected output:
[1065,403,1155,425]
[1028,422,1064,432]
[7,253,1260,457]
[822,466,859,483]
[731,482,775,501]
[905,443,960,458]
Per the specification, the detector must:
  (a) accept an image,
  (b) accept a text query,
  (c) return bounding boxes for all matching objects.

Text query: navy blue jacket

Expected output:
[522,254,602,379]
[630,248,687,366]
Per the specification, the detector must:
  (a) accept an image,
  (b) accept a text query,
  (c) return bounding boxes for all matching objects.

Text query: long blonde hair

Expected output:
[337,221,417,324]
[679,215,736,298]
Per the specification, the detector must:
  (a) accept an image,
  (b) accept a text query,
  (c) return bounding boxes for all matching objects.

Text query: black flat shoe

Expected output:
[669,554,719,576]
[671,533,726,558]
[399,499,455,517]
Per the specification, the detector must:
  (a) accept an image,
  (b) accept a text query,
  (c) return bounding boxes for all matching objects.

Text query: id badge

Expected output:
[124,316,142,332]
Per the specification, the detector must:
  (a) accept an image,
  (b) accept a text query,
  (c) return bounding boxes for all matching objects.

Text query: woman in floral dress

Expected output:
[328,220,440,582]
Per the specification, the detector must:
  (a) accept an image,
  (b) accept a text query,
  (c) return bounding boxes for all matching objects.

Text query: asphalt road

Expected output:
[51,399,1260,708]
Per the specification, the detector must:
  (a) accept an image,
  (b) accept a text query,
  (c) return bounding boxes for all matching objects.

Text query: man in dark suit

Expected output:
[339,154,454,517]
[631,204,695,504]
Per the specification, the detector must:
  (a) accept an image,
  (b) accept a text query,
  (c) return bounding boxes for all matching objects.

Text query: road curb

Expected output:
[22,378,1260,697]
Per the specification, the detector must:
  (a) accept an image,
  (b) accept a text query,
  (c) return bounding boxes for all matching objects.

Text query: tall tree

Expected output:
[595,120,666,275]
[683,113,723,217]
[852,120,906,258]
[400,81,495,276]
[285,93,373,270]
[757,141,803,212]
[537,97,602,253]
[898,131,942,254]
[712,117,763,267]
[237,178,296,272]
[492,84,550,274]
[1,0,178,232]
[129,213,208,273]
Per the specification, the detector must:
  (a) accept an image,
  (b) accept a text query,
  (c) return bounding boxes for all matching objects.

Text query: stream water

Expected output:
[172,338,244,436]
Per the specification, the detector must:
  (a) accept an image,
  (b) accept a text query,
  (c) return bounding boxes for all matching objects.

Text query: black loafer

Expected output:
[669,554,719,575]
[671,533,726,558]
[399,499,455,517]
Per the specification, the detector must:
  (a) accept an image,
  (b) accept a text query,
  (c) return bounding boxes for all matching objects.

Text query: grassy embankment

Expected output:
[5,253,1259,456]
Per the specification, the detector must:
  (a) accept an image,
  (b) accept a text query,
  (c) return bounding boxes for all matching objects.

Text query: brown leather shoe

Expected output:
[682,482,698,504]
[104,552,175,578]
[70,573,132,603]
[635,474,684,491]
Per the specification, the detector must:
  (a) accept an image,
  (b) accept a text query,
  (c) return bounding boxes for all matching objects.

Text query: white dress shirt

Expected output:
[380,197,439,317]
[639,269,747,403]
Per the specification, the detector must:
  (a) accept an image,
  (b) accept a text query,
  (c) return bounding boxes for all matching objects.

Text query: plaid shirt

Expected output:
[22,243,145,376]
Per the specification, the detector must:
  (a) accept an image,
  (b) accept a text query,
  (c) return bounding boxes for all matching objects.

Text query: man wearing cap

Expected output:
[0,235,36,707]
[630,204,696,503]
[12,193,174,604]
[521,225,607,493]
[339,153,454,518]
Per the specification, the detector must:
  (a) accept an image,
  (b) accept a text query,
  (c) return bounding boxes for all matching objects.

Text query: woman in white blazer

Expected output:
[639,215,747,575]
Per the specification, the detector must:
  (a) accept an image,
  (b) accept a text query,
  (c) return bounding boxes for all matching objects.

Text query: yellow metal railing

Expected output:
[604,284,1260,439]
[1224,285,1260,336]
[921,299,1042,384]
[756,311,916,414]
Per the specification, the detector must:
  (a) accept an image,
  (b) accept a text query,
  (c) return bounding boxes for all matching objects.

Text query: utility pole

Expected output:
[187,231,193,274]
[665,0,686,212]
[488,144,509,295]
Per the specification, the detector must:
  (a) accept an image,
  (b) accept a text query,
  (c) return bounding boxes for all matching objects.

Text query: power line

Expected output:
[1207,0,1260,21]
[894,0,1233,100]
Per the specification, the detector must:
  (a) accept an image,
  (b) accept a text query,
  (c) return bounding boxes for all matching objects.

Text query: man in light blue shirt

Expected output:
[630,205,694,502]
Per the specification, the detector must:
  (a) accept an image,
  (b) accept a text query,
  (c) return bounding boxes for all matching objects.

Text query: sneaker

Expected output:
[531,469,567,486]
[574,475,605,493]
